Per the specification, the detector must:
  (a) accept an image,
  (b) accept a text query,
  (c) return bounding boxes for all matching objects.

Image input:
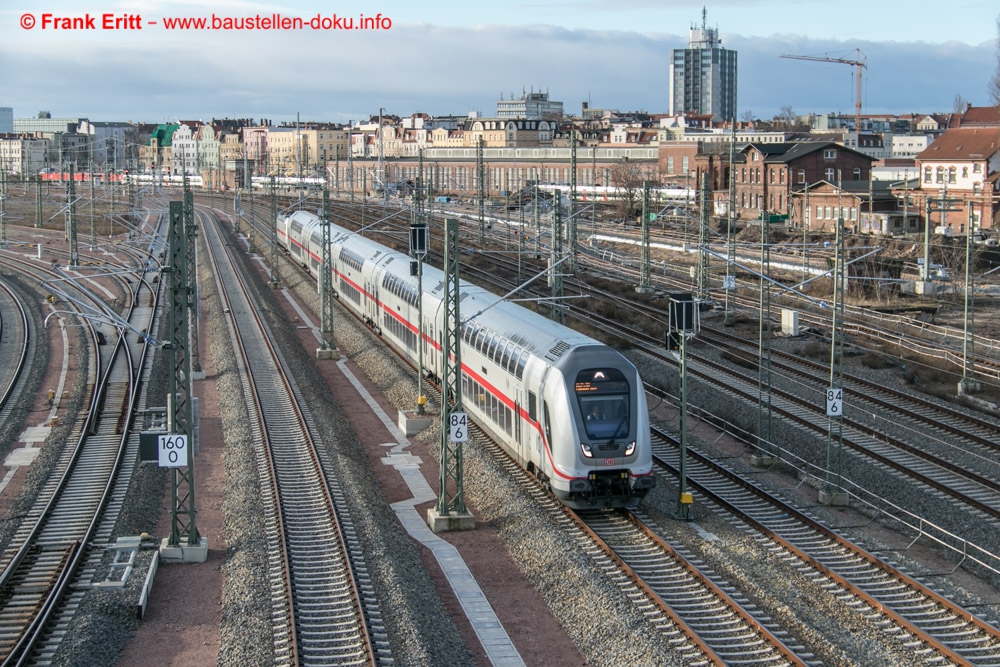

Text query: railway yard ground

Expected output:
[4,188,1000,664]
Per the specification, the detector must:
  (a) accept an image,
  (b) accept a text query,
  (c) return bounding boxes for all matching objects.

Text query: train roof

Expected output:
[289,209,605,360]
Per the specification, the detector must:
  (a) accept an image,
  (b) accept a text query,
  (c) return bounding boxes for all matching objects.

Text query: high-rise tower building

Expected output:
[669,8,737,120]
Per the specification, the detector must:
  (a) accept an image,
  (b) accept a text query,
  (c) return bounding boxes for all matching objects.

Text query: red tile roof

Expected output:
[916,128,1000,161]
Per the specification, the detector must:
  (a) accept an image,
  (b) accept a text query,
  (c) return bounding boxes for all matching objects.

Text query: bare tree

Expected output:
[611,157,643,220]
[740,109,756,124]
[991,16,1000,106]
[777,106,797,128]
[953,93,968,115]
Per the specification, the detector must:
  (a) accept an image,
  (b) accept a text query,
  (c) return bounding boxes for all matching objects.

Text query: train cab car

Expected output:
[276,209,655,509]
[533,346,655,509]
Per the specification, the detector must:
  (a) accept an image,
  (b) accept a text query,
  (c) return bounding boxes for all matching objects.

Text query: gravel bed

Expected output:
[0,274,88,558]
[680,321,1000,596]
[28,220,1000,665]
[270,247,687,664]
[628,340,1000,660]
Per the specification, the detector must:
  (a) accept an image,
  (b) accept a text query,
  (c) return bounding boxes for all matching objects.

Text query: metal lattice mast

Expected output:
[68,164,79,267]
[961,201,979,394]
[347,120,354,205]
[269,176,280,288]
[89,160,97,250]
[724,116,737,321]
[134,166,142,233]
[35,174,42,228]
[167,201,199,545]
[434,218,467,516]
[697,173,711,301]
[0,160,7,248]
[333,153,340,197]
[822,214,847,504]
[755,217,774,464]
[319,188,337,354]
[477,137,486,244]
[550,191,565,324]
[413,152,427,412]
[517,188,525,291]
[247,175,256,253]
[109,164,116,241]
[637,181,651,292]
[127,167,137,234]
[184,185,201,374]
[568,135,578,270]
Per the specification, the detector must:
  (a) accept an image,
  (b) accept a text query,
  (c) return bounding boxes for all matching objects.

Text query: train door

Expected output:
[513,390,523,461]
[365,278,380,331]
[423,316,434,378]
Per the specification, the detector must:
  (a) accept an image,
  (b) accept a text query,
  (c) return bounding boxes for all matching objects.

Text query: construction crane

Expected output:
[780,49,867,132]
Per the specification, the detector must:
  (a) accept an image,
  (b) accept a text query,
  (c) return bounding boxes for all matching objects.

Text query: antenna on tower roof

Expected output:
[702,6,707,30]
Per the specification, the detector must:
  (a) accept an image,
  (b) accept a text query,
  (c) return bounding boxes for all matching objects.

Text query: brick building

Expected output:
[731,141,873,223]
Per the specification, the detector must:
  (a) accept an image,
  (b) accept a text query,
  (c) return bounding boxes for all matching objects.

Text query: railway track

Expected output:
[649,422,1000,665]
[0,277,31,417]
[200,208,388,665]
[700,325,1000,460]
[233,195,1000,660]
[0,237,160,664]
[579,508,813,666]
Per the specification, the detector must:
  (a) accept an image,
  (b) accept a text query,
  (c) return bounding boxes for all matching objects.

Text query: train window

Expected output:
[528,392,537,421]
[576,368,630,440]
[543,402,552,444]
[487,336,499,361]
[504,348,517,374]
[516,355,527,380]
[497,340,511,366]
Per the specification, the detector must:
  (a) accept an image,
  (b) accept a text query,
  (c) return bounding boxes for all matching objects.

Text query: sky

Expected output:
[1,0,997,125]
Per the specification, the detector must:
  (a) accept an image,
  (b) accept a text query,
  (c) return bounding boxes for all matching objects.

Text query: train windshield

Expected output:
[575,368,630,440]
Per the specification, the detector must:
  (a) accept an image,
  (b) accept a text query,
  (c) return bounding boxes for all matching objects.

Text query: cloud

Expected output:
[0,22,993,123]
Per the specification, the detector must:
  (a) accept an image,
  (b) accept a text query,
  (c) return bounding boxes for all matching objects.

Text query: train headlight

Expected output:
[624,441,636,457]
[580,443,594,458]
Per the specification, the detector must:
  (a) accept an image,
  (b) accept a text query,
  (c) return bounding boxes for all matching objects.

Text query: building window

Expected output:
[825,168,835,181]
[816,205,823,220]
[924,167,932,183]
[948,167,957,184]
[825,206,832,219]
[667,156,674,173]
[824,149,836,159]
[962,167,969,178]
[780,170,786,185]
[850,207,857,221]
[853,168,861,180]
[936,166,944,183]
[974,163,982,173]
[798,170,806,184]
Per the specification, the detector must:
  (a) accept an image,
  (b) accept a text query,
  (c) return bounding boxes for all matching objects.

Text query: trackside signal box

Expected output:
[666,293,698,351]
[410,223,428,256]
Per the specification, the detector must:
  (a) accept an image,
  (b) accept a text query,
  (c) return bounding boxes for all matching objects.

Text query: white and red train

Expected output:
[277,210,655,508]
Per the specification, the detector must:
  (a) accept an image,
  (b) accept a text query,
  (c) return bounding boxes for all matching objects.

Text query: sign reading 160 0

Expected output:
[158,434,189,468]
[449,412,468,443]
